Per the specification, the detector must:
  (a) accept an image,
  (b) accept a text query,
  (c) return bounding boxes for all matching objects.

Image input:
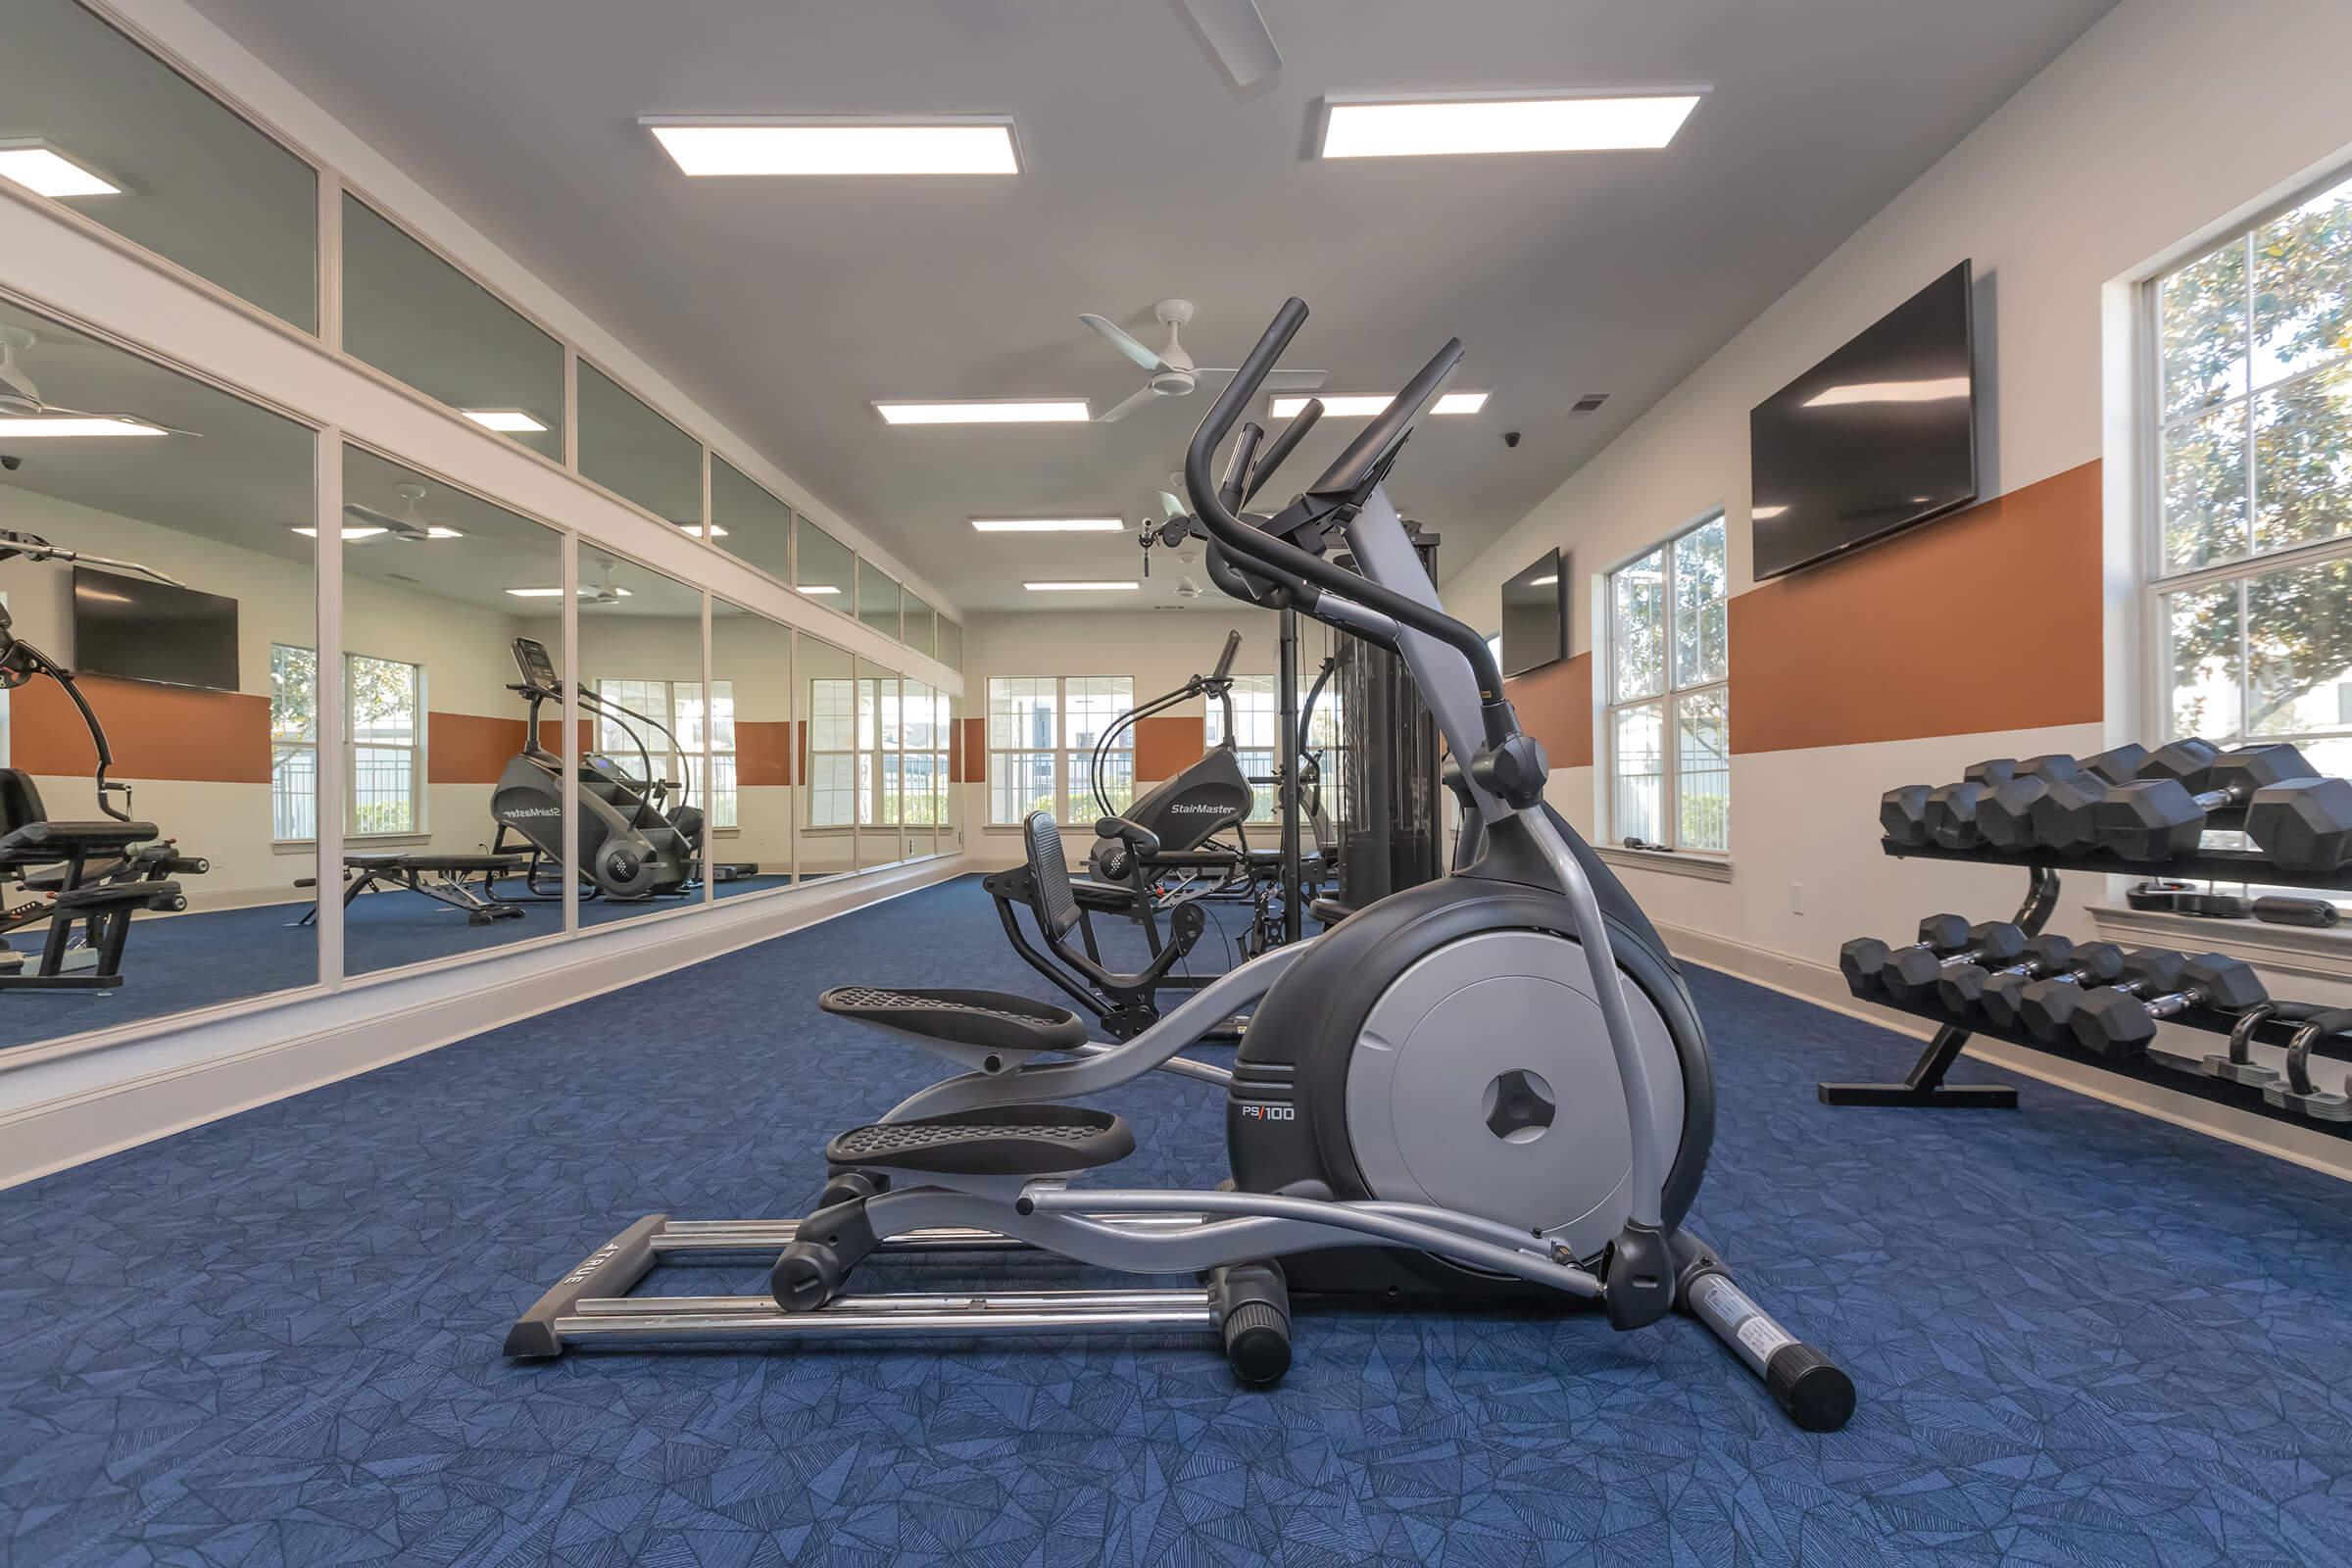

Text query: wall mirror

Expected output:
[576,363,701,528]
[856,656,900,870]
[711,599,795,893]
[795,634,856,881]
[337,445,567,976]
[0,298,315,1048]
[570,544,710,929]
[710,457,792,582]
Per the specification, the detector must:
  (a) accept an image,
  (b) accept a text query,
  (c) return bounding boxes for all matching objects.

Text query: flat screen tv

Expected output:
[1499,549,1566,678]
[72,566,240,692]
[1748,260,1978,581]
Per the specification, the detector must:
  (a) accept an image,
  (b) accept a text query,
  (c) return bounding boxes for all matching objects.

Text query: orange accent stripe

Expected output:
[1728,461,2103,754]
[12,675,270,783]
[956,716,987,784]
[736,719,794,786]
[1133,715,1205,782]
[425,712,527,785]
[1504,652,1593,769]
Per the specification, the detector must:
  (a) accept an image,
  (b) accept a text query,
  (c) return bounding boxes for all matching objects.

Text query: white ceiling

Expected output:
[176,0,2117,612]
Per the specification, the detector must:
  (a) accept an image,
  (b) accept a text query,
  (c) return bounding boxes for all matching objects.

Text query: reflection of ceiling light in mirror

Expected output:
[463,409,548,433]
[1802,377,1969,407]
[876,400,1090,424]
[293,525,464,540]
[797,584,841,595]
[677,522,730,538]
[1269,393,1488,417]
[0,141,122,197]
[1318,94,1702,158]
[646,118,1019,176]
[0,416,167,437]
[506,586,633,598]
[1026,580,1139,592]
[971,517,1124,532]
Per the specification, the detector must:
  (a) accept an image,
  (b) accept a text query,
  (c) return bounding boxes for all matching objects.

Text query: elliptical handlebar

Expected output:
[1209,629,1241,683]
[1183,301,1515,738]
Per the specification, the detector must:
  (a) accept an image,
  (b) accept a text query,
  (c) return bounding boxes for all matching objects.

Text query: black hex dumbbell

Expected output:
[1882,760,2017,849]
[2028,740,2218,855]
[1936,934,2077,1017]
[1839,913,1974,993]
[1981,941,2127,1031]
[2095,742,2345,867]
[1922,760,2033,850]
[2017,947,2182,1043]
[1880,921,2029,1004]
[1976,747,2152,853]
[2069,952,2269,1059]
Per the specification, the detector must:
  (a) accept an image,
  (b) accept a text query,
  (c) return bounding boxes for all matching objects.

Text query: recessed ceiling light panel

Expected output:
[971,517,1125,533]
[0,140,122,197]
[1026,580,1140,592]
[1318,93,1703,159]
[463,409,549,433]
[645,117,1019,176]
[876,400,1091,425]
[1269,392,1488,418]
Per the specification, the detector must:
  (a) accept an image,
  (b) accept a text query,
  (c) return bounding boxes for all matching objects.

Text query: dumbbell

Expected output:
[2017,946,2182,1043]
[1936,934,2077,1017]
[1882,759,2019,849]
[1981,941,2127,1031]
[1975,747,2152,852]
[2069,952,2268,1059]
[2095,742,2350,869]
[1879,921,2029,1004]
[1839,913,1973,992]
[2027,738,2216,856]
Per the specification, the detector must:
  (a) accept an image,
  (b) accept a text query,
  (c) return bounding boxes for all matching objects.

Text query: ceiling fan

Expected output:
[580,555,630,607]
[1080,298,1324,422]
[1176,0,1282,89]
[343,482,463,542]
[0,326,202,437]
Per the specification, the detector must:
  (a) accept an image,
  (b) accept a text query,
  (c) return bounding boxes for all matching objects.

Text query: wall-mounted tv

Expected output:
[1499,549,1566,678]
[1748,260,1979,581]
[72,566,240,692]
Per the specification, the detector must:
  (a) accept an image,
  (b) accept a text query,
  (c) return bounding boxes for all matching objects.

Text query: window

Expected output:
[900,679,949,827]
[2149,172,2352,791]
[807,676,858,827]
[1605,514,1729,853]
[1205,674,1281,823]
[347,654,424,836]
[595,678,736,829]
[270,644,318,841]
[987,676,1134,824]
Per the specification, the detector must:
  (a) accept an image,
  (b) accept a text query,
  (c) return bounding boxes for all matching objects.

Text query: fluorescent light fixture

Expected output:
[1751,504,1788,519]
[1025,580,1139,592]
[677,522,731,538]
[798,584,842,595]
[1318,94,1702,159]
[0,416,167,437]
[463,409,548,433]
[1802,377,1970,408]
[0,141,122,198]
[1270,392,1489,418]
[876,399,1090,425]
[645,117,1018,177]
[506,585,633,599]
[971,517,1124,533]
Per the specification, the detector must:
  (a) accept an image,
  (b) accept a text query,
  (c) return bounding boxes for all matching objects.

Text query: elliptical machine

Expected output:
[509,301,1853,1431]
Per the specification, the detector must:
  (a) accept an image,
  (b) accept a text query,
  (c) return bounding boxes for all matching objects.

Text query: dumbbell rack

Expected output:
[1819,839,2352,1139]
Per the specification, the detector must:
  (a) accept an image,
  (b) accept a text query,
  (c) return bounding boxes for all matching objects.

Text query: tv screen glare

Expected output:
[1748,260,1978,581]
[1499,549,1566,678]
[72,566,240,692]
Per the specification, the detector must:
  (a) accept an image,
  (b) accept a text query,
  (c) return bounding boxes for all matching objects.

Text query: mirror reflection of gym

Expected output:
[795,635,856,882]
[335,446,567,977]
[855,657,900,872]
[710,599,796,894]
[571,546,728,927]
[0,298,315,1048]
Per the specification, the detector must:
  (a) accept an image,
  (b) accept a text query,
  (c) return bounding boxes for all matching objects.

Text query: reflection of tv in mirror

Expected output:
[72,566,240,692]
[1499,549,1566,678]
[1749,260,1978,581]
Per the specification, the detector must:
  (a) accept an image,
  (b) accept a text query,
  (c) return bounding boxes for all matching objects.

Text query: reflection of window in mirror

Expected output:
[796,635,857,880]
[858,662,901,868]
[0,298,315,1049]
[341,195,564,461]
[3,0,319,329]
[712,602,795,893]
[572,548,711,926]
[576,363,703,529]
[337,445,567,976]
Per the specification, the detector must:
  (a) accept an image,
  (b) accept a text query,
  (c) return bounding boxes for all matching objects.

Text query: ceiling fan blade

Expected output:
[342,502,429,539]
[1178,0,1282,88]
[34,404,205,437]
[1196,367,1327,391]
[1158,491,1185,518]
[1097,383,1163,423]
[1081,314,1172,374]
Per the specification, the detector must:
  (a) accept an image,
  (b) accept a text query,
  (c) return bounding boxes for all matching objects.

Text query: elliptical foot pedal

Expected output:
[822,1104,1135,1177]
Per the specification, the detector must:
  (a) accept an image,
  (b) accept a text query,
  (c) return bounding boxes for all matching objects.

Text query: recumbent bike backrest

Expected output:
[1022,810,1085,942]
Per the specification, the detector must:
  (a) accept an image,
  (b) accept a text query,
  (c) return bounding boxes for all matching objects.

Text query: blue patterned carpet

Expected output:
[5,876,2351,1565]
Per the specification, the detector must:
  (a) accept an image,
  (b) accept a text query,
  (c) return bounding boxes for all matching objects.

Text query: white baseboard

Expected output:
[1653,918,2352,1183]
[0,857,971,1189]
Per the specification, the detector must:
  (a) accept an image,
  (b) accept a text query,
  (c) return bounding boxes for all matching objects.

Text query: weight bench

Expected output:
[296,853,529,928]
[0,780,199,991]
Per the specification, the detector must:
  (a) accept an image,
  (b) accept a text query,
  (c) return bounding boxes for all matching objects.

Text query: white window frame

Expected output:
[1602,513,1731,857]
[342,650,425,839]
[985,675,1134,825]
[2138,166,2352,903]
[593,677,734,830]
